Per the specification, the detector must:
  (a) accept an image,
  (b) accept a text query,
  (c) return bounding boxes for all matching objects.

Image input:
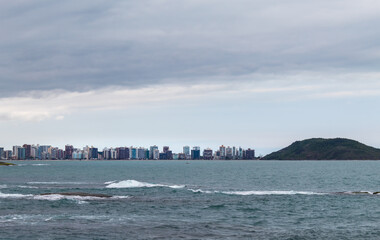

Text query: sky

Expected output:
[1,0,380,155]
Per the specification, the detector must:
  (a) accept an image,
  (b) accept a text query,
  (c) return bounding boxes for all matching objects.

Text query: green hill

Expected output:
[262,138,380,160]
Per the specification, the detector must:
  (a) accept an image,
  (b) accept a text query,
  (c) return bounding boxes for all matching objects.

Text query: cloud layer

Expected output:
[1,0,380,96]
[1,71,380,122]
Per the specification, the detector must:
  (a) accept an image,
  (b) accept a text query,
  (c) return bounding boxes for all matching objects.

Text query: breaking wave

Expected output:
[105,179,185,189]
[27,181,88,185]
[0,192,33,199]
[188,189,215,194]
[220,190,325,196]
[0,191,130,203]
[188,189,325,195]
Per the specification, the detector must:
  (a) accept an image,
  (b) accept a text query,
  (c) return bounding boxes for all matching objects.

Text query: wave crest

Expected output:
[105,180,185,189]
[0,192,129,202]
[221,190,324,196]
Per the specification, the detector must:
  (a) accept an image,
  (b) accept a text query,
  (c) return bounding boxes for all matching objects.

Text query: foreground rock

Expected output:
[40,192,112,198]
[0,161,16,166]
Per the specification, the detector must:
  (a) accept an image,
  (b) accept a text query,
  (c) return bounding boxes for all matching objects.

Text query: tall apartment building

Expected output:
[219,145,226,159]
[149,145,158,159]
[191,146,201,160]
[245,148,255,160]
[183,146,190,158]
[153,149,160,160]
[22,144,31,159]
[203,148,213,160]
[65,145,74,159]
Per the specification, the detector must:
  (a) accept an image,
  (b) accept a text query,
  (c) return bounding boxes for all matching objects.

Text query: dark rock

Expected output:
[0,161,16,166]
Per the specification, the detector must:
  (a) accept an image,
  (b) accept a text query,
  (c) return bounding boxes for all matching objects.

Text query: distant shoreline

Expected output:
[5,159,380,161]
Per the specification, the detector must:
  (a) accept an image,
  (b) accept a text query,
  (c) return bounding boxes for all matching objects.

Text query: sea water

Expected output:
[1,160,380,239]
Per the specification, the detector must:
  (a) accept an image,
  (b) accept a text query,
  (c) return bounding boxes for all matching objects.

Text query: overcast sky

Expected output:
[1,0,380,155]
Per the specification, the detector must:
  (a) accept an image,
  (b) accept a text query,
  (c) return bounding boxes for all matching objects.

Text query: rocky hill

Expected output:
[262,138,380,160]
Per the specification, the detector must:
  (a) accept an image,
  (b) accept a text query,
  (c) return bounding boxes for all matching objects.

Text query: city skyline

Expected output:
[0,143,256,160]
[1,1,380,156]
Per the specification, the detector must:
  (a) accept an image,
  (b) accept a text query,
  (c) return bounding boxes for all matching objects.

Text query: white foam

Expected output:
[27,181,87,185]
[188,189,214,194]
[221,190,325,196]
[111,195,131,199]
[104,180,117,184]
[33,194,104,201]
[105,179,185,189]
[17,185,39,189]
[0,185,7,189]
[188,188,325,195]
[31,164,50,166]
[0,191,33,199]
[0,191,129,202]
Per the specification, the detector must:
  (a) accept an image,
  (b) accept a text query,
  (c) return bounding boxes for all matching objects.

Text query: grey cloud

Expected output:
[1,0,380,96]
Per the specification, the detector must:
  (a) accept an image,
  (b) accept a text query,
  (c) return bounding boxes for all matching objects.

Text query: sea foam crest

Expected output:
[27,182,87,185]
[0,191,129,202]
[187,189,324,195]
[0,192,33,199]
[105,180,185,189]
[221,190,324,196]
[188,189,215,194]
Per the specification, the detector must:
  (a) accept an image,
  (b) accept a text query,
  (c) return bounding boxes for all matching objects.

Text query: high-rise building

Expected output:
[166,150,173,160]
[191,146,201,160]
[12,146,21,159]
[203,148,213,160]
[138,147,145,159]
[163,146,169,153]
[6,150,11,159]
[183,146,190,157]
[131,147,137,160]
[0,147,3,160]
[73,149,83,160]
[219,145,226,159]
[57,149,64,159]
[149,145,158,159]
[245,148,255,160]
[89,147,98,159]
[31,145,38,159]
[38,145,51,160]
[238,147,243,159]
[226,146,233,160]
[153,149,160,160]
[159,152,167,160]
[22,144,31,159]
[48,147,58,160]
[65,145,74,159]
[116,147,127,160]
[5,150,12,160]
[17,147,26,160]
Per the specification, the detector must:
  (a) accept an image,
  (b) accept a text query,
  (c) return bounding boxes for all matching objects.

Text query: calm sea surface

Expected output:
[1,160,380,239]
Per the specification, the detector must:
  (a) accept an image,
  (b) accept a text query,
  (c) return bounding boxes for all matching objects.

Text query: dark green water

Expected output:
[1,160,380,239]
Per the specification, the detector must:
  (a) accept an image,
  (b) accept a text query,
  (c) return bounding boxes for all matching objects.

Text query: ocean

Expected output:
[1,160,380,239]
